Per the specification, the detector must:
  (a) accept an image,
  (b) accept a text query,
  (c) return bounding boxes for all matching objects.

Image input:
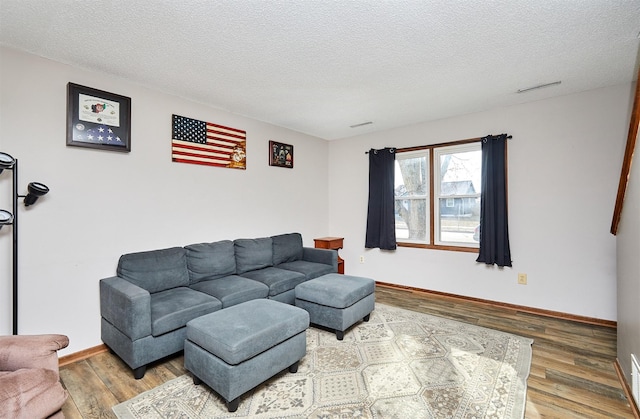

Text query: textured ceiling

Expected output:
[1,1,639,140]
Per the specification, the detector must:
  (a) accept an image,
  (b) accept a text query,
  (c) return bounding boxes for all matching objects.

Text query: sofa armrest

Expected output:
[100,276,152,340]
[302,247,338,272]
[0,369,68,419]
[0,334,69,375]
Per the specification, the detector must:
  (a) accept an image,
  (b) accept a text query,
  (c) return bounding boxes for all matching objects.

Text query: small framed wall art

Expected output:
[269,141,293,168]
[66,82,132,152]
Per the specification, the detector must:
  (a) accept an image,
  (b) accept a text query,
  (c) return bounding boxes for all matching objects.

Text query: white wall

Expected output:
[328,84,631,321]
[616,122,640,384]
[0,46,632,357]
[0,47,330,354]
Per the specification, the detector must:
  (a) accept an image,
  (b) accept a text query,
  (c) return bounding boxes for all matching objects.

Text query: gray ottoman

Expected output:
[184,299,309,412]
[295,273,375,340]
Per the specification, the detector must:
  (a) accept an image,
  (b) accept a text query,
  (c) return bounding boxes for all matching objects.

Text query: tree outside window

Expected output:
[394,142,481,250]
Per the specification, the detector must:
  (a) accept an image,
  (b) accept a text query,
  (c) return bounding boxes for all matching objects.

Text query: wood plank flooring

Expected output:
[59,285,636,418]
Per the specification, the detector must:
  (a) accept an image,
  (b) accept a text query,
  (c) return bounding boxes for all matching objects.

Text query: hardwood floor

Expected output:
[59,285,636,418]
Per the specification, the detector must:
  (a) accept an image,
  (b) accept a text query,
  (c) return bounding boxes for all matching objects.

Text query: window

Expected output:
[394,151,429,242]
[394,141,481,251]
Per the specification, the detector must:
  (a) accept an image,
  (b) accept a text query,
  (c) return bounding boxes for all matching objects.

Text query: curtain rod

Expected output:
[365,148,396,155]
[366,133,512,154]
[482,134,512,143]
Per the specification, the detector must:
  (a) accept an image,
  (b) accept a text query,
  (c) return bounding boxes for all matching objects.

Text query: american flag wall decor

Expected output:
[171,114,246,169]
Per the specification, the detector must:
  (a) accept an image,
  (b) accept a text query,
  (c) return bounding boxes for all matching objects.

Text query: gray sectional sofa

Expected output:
[99,232,337,379]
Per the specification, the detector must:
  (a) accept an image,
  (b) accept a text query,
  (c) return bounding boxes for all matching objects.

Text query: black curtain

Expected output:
[476,134,512,267]
[365,148,397,250]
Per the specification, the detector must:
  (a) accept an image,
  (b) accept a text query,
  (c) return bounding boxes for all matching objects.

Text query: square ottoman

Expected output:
[184,298,309,412]
[295,273,375,340]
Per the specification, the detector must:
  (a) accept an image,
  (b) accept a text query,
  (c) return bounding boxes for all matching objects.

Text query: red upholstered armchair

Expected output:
[0,334,69,419]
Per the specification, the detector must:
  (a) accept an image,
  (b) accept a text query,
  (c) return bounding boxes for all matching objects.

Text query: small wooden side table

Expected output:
[314,237,344,274]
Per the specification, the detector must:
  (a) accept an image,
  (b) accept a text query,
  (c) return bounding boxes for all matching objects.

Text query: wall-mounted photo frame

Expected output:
[66,82,131,152]
[269,141,293,168]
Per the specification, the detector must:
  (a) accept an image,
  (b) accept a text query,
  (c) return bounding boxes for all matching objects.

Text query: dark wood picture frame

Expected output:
[66,82,131,152]
[269,140,294,168]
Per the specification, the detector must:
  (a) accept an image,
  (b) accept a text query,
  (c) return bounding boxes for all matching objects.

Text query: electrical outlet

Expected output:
[359,255,365,264]
[518,273,527,285]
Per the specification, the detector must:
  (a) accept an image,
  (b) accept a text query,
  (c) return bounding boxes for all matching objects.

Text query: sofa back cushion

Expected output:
[117,247,189,293]
[234,237,273,274]
[272,232,303,265]
[185,240,236,283]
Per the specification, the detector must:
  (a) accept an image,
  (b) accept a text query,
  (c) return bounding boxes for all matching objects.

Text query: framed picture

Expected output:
[172,114,247,170]
[66,82,131,152]
[269,141,293,168]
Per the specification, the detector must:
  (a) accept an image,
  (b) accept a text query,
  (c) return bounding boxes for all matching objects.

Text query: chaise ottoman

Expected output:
[184,298,309,412]
[295,273,375,340]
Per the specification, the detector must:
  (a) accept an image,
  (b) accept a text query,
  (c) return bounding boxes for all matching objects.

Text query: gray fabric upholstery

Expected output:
[102,247,221,374]
[185,331,306,403]
[301,247,339,270]
[296,293,375,332]
[276,260,334,281]
[295,274,375,308]
[100,232,337,378]
[239,267,306,296]
[234,237,273,274]
[190,275,269,308]
[100,276,152,340]
[150,287,221,336]
[117,247,189,293]
[101,317,191,370]
[186,299,309,365]
[268,289,296,305]
[295,274,375,338]
[185,241,236,283]
[271,232,303,265]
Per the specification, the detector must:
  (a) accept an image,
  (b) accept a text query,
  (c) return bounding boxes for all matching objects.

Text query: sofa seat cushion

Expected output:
[190,275,269,308]
[272,233,303,265]
[0,368,67,419]
[118,247,189,293]
[150,287,222,336]
[186,299,309,365]
[277,260,334,280]
[234,237,273,274]
[185,240,236,283]
[239,267,306,297]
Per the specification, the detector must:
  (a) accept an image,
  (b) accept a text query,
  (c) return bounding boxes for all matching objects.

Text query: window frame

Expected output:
[395,137,482,253]
[394,149,430,245]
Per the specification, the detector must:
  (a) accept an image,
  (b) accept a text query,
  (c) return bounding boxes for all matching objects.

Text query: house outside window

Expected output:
[395,141,481,250]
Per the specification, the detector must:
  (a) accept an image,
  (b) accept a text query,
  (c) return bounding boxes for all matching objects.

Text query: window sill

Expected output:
[396,242,479,253]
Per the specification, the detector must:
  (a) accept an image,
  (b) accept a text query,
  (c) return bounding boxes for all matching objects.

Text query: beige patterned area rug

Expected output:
[113,303,533,419]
